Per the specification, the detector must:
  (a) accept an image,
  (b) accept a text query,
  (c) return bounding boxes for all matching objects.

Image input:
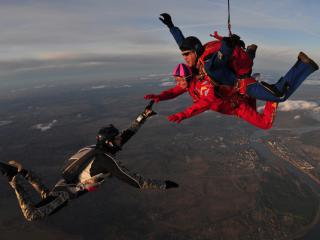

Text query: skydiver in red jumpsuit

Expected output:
[145,63,278,129]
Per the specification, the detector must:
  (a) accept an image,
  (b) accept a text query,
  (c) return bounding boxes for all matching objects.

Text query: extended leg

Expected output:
[236,101,278,129]
[245,52,319,102]
[274,52,319,101]
[9,174,69,221]
[9,161,49,199]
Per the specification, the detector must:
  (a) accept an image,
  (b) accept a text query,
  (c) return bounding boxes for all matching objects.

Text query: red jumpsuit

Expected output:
[156,78,278,129]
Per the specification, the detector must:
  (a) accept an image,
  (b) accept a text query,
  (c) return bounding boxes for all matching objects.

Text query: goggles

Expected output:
[181,50,193,57]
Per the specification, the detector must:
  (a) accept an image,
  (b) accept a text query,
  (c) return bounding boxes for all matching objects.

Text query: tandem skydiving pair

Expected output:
[144,13,319,129]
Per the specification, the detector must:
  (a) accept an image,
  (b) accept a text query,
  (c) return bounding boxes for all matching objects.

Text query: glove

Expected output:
[167,112,186,123]
[223,34,244,48]
[159,13,174,28]
[165,180,179,189]
[144,94,160,103]
[239,39,245,49]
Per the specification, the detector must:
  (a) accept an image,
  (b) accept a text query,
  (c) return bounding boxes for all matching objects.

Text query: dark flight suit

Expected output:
[9,108,166,221]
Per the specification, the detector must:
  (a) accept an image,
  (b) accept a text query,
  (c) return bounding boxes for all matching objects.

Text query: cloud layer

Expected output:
[278,100,319,112]
[0,0,319,83]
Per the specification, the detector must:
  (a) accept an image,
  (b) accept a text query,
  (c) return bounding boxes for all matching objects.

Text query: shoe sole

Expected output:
[247,44,258,51]
[0,162,18,175]
[298,52,319,70]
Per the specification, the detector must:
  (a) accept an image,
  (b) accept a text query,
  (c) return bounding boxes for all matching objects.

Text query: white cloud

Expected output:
[114,84,132,88]
[32,120,57,132]
[278,100,319,112]
[91,85,106,89]
[160,82,175,87]
[0,0,319,78]
[0,120,12,127]
[304,80,320,86]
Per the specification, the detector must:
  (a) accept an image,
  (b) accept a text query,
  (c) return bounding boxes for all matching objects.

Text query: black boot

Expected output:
[0,162,18,181]
[165,180,179,189]
[246,44,258,55]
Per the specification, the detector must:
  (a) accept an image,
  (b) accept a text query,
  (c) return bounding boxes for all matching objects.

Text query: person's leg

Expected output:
[9,160,50,199]
[235,101,278,129]
[9,174,69,221]
[245,52,318,102]
[274,52,318,101]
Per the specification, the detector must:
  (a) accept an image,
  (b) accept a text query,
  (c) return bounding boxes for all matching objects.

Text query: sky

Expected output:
[0,0,319,83]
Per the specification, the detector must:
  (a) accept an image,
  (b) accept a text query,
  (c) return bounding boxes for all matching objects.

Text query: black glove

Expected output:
[223,34,244,48]
[239,39,245,49]
[165,180,179,189]
[159,13,174,28]
[143,100,157,118]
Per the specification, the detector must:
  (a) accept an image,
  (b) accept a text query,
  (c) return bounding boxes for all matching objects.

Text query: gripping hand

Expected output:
[143,100,157,118]
[223,34,245,48]
[159,13,174,28]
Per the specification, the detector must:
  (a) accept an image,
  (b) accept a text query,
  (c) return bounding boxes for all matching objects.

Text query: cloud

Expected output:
[32,119,57,132]
[257,100,320,113]
[278,100,319,112]
[304,80,320,86]
[90,85,107,89]
[160,82,175,87]
[0,120,12,127]
[0,0,319,77]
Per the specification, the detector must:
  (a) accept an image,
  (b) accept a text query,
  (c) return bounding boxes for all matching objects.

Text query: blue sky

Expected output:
[0,0,319,82]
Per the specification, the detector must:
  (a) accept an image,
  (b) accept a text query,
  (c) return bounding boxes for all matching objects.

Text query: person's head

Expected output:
[172,63,192,89]
[96,124,121,150]
[180,36,204,67]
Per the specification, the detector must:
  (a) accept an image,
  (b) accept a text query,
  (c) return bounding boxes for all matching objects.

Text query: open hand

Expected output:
[167,112,186,123]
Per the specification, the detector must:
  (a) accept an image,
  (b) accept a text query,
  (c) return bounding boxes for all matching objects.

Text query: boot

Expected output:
[165,180,179,189]
[0,162,18,181]
[8,160,29,177]
[246,44,258,60]
[298,52,319,70]
[246,44,257,53]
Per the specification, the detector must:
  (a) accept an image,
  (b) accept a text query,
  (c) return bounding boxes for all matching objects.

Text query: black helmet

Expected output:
[96,124,119,146]
[180,36,204,56]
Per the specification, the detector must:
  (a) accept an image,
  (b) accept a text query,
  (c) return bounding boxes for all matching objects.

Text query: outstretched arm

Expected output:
[144,85,186,102]
[100,154,178,190]
[119,101,156,147]
[159,13,185,48]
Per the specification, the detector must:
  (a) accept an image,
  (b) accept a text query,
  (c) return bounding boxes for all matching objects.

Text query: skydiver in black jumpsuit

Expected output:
[0,101,178,221]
